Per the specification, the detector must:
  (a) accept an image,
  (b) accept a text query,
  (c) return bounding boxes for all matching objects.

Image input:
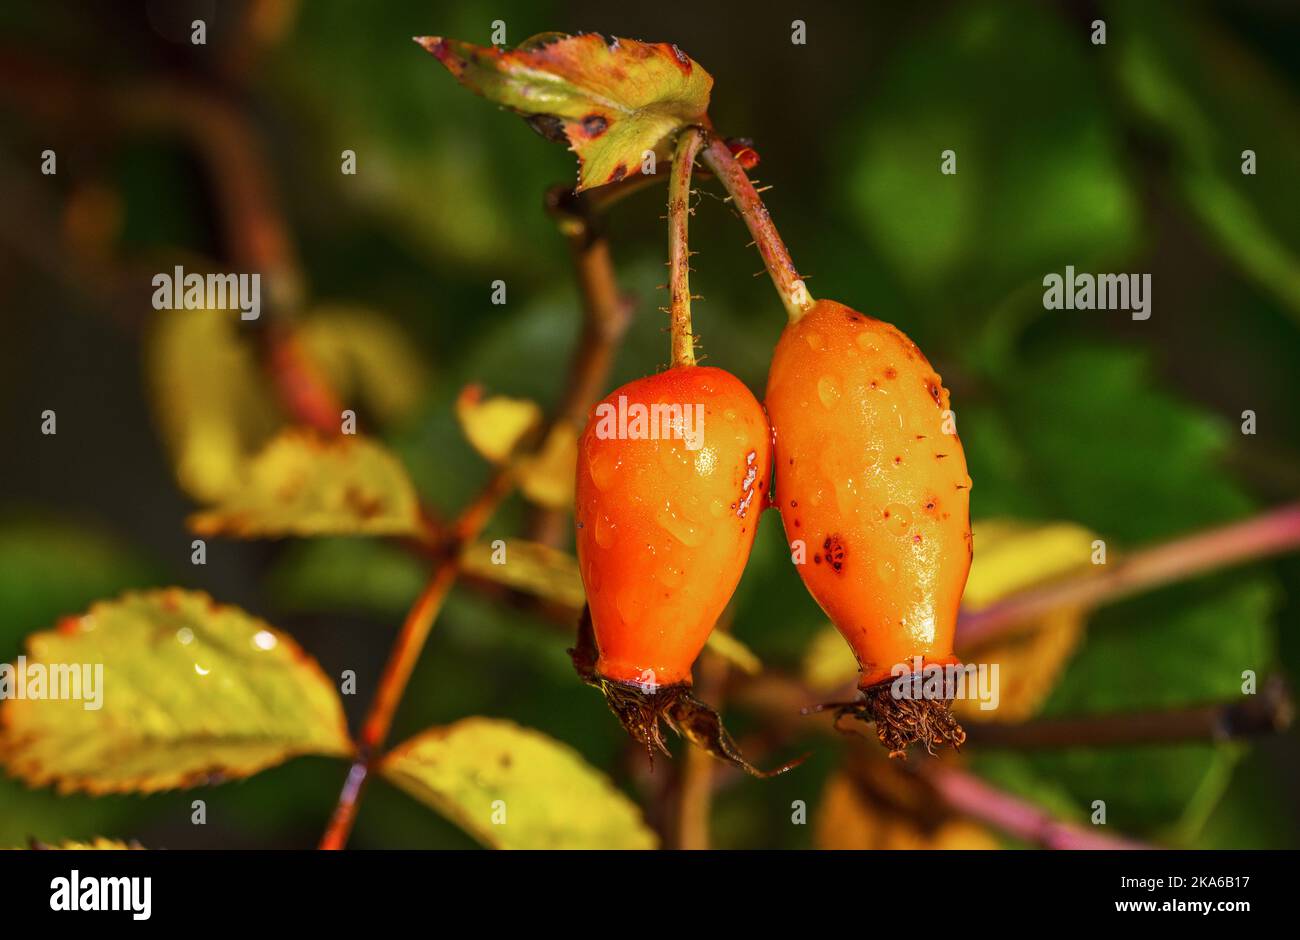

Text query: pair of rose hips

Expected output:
[574,297,973,765]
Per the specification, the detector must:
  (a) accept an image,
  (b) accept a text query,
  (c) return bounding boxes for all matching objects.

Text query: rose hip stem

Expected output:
[668,127,704,367]
[699,135,813,324]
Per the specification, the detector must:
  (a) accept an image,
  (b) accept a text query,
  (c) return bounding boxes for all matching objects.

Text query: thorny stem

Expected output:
[958,502,1300,649]
[914,764,1152,849]
[699,135,813,323]
[667,127,703,368]
[319,469,515,850]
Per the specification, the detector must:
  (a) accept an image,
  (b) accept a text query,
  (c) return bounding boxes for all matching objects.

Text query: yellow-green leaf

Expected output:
[802,622,858,694]
[0,589,353,794]
[515,423,577,509]
[380,717,657,849]
[963,518,1097,610]
[816,769,999,850]
[188,430,423,538]
[704,630,762,676]
[458,538,585,611]
[953,518,1098,723]
[146,306,277,502]
[455,386,542,465]
[418,33,712,192]
[298,306,430,423]
[10,838,142,850]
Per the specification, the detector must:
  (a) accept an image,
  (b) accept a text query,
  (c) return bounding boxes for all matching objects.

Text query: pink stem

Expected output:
[959,503,1300,649]
[923,766,1152,850]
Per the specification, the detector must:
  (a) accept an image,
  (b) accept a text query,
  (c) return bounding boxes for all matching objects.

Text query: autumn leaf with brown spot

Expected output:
[417,33,713,191]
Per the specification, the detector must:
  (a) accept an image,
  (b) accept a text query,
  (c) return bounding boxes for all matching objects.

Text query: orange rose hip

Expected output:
[765,299,973,755]
[576,365,769,687]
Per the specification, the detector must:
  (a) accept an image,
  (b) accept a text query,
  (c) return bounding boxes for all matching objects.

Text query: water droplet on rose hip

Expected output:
[857,334,879,354]
[594,513,617,548]
[817,375,841,408]
[616,586,639,625]
[589,448,619,492]
[657,502,705,546]
[656,562,685,589]
[584,558,603,594]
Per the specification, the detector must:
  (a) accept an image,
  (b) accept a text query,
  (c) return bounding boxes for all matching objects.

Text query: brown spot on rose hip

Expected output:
[822,535,846,573]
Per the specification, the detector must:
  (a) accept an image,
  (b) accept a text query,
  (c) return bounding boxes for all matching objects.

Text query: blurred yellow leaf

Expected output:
[0,589,352,795]
[455,386,541,464]
[515,423,577,510]
[458,538,585,610]
[954,606,1085,724]
[817,769,999,850]
[188,429,423,538]
[964,519,1097,609]
[705,630,762,676]
[802,623,859,694]
[146,306,277,502]
[955,518,1098,723]
[380,717,657,849]
[299,306,429,423]
[10,838,142,850]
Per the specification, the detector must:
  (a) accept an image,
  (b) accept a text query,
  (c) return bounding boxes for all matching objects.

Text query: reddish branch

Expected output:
[319,469,515,850]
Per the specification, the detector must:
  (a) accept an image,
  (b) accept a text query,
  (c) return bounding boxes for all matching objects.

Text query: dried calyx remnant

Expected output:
[820,679,966,759]
[569,606,803,778]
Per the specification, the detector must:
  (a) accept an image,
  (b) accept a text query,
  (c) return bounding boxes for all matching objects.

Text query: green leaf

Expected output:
[1110,1,1300,322]
[0,589,353,794]
[975,574,1277,837]
[268,538,428,616]
[845,2,1137,311]
[418,33,712,191]
[189,430,424,538]
[966,344,1250,543]
[380,717,657,849]
[0,519,157,657]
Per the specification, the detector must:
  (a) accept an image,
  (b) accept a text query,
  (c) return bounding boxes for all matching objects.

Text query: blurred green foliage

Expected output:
[0,0,1297,849]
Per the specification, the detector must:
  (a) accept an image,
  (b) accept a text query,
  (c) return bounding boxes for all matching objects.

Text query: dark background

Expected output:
[1,0,1297,848]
